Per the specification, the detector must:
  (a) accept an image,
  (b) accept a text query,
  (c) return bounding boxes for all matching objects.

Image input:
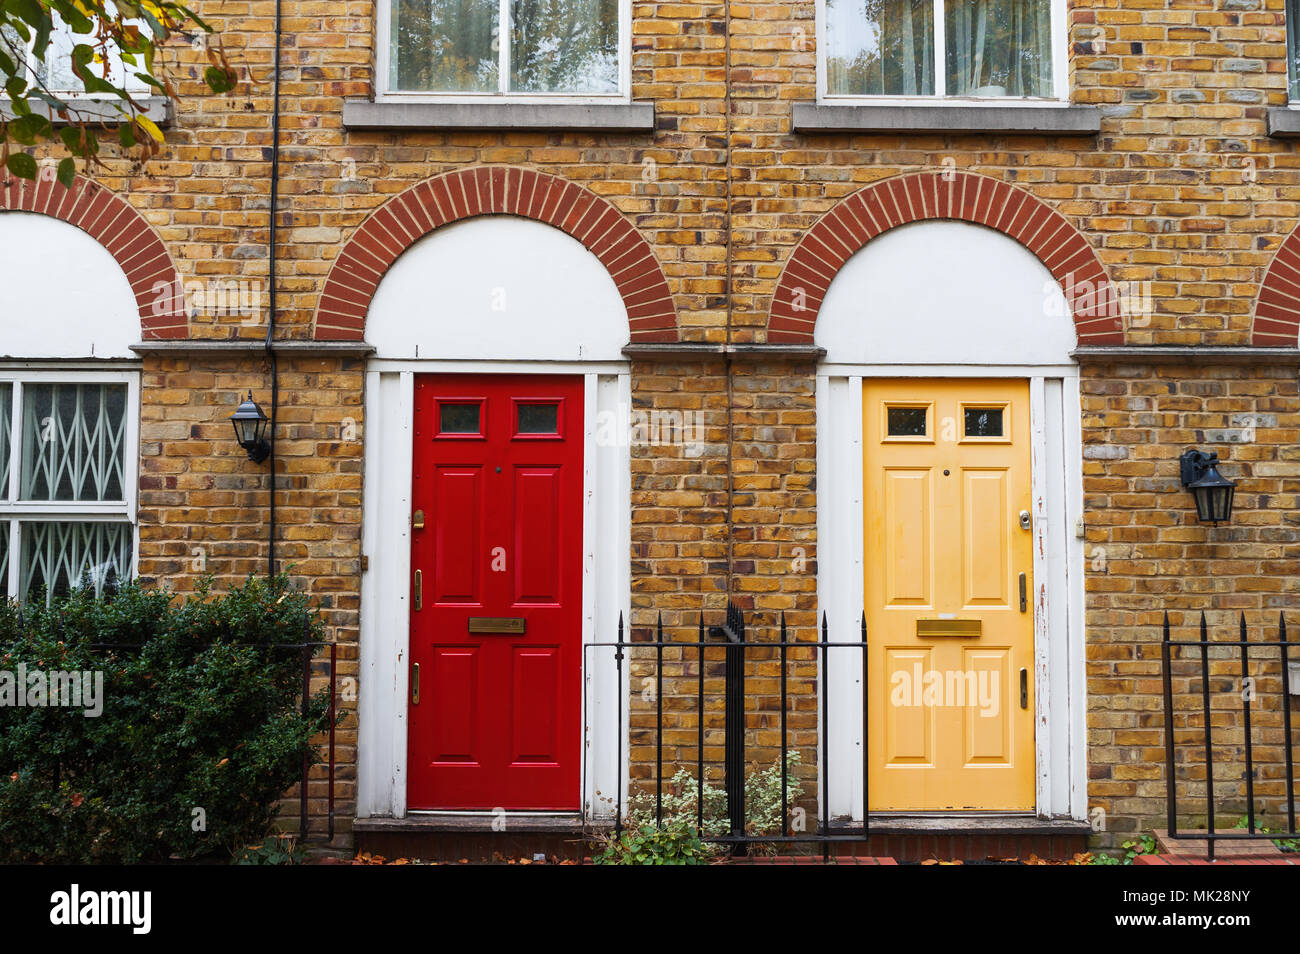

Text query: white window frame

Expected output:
[376,0,632,103]
[815,0,1068,105]
[0,367,140,603]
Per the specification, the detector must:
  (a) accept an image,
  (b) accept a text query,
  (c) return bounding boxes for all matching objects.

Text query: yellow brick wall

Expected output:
[4,0,1299,845]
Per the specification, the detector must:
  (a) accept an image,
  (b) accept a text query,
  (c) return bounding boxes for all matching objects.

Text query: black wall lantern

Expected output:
[1180,449,1236,524]
[230,391,271,464]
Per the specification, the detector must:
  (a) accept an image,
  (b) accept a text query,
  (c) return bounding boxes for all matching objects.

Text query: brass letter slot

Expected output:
[468,617,526,635]
[915,618,982,638]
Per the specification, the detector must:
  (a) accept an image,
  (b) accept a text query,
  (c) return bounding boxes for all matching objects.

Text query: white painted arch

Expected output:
[814,219,1087,823]
[0,212,138,359]
[815,220,1075,369]
[366,215,630,361]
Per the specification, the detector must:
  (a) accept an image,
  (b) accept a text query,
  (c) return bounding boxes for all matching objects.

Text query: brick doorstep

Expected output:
[1147,829,1296,864]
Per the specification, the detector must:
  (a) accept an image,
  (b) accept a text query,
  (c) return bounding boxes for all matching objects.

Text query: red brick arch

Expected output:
[313,167,677,341]
[0,173,185,338]
[767,172,1123,345]
[1253,227,1300,346]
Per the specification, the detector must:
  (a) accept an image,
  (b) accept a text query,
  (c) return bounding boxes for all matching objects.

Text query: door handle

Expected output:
[1018,572,1027,613]
[1019,668,1028,710]
[413,569,422,611]
[411,663,420,705]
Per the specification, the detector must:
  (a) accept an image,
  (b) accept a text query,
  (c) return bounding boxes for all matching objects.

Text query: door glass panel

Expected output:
[963,406,1004,438]
[438,402,482,435]
[21,383,127,501]
[20,521,133,605]
[517,403,559,435]
[886,405,928,437]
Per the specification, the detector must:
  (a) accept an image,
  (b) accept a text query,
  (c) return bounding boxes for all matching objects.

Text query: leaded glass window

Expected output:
[0,374,136,606]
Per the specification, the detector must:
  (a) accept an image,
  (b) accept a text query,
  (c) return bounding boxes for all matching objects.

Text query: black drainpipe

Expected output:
[265,0,283,579]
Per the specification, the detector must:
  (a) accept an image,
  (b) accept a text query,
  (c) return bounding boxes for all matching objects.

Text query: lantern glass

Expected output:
[1186,460,1235,524]
[1193,481,1233,524]
[229,392,270,462]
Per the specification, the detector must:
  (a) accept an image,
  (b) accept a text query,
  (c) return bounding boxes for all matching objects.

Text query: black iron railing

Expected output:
[587,600,869,859]
[1161,611,1298,861]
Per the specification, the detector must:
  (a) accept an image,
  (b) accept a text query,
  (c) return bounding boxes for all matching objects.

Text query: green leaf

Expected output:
[139,7,165,41]
[204,65,234,94]
[3,0,44,30]
[133,72,165,91]
[14,112,50,142]
[5,152,37,180]
[118,122,135,148]
[56,157,74,189]
[58,125,84,155]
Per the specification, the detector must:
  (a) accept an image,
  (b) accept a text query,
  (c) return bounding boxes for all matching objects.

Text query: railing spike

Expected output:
[1239,610,1254,836]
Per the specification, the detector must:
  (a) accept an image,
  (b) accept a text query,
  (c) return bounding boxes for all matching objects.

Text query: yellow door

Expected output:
[864,379,1035,811]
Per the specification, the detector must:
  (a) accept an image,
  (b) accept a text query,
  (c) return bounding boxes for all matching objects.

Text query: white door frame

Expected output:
[357,358,631,820]
[817,362,1087,822]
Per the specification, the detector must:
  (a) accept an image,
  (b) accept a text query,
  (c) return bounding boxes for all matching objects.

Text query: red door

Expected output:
[408,374,584,810]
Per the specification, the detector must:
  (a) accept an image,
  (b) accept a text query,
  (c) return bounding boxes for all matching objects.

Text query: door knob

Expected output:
[1018,509,1031,530]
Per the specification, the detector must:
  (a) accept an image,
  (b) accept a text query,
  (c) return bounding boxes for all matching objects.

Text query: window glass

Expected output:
[0,521,8,597]
[944,0,1052,97]
[825,0,1053,98]
[0,383,10,499]
[390,0,621,94]
[511,0,618,93]
[21,383,127,501]
[391,0,500,93]
[20,521,132,604]
[826,0,935,96]
[19,9,149,94]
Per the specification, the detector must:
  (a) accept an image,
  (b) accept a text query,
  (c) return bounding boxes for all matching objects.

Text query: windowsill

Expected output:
[342,99,655,132]
[793,101,1101,135]
[0,95,171,126]
[1267,105,1300,137]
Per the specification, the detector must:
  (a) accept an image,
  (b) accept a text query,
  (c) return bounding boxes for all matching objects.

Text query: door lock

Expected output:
[1018,509,1032,531]
[412,509,425,531]
[411,663,420,705]
[413,569,422,611]
[1018,572,1027,613]
[1019,668,1028,710]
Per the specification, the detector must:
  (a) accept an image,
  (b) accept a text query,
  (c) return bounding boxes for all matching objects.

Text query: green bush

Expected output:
[0,575,332,864]
[618,751,804,857]
[594,819,710,865]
